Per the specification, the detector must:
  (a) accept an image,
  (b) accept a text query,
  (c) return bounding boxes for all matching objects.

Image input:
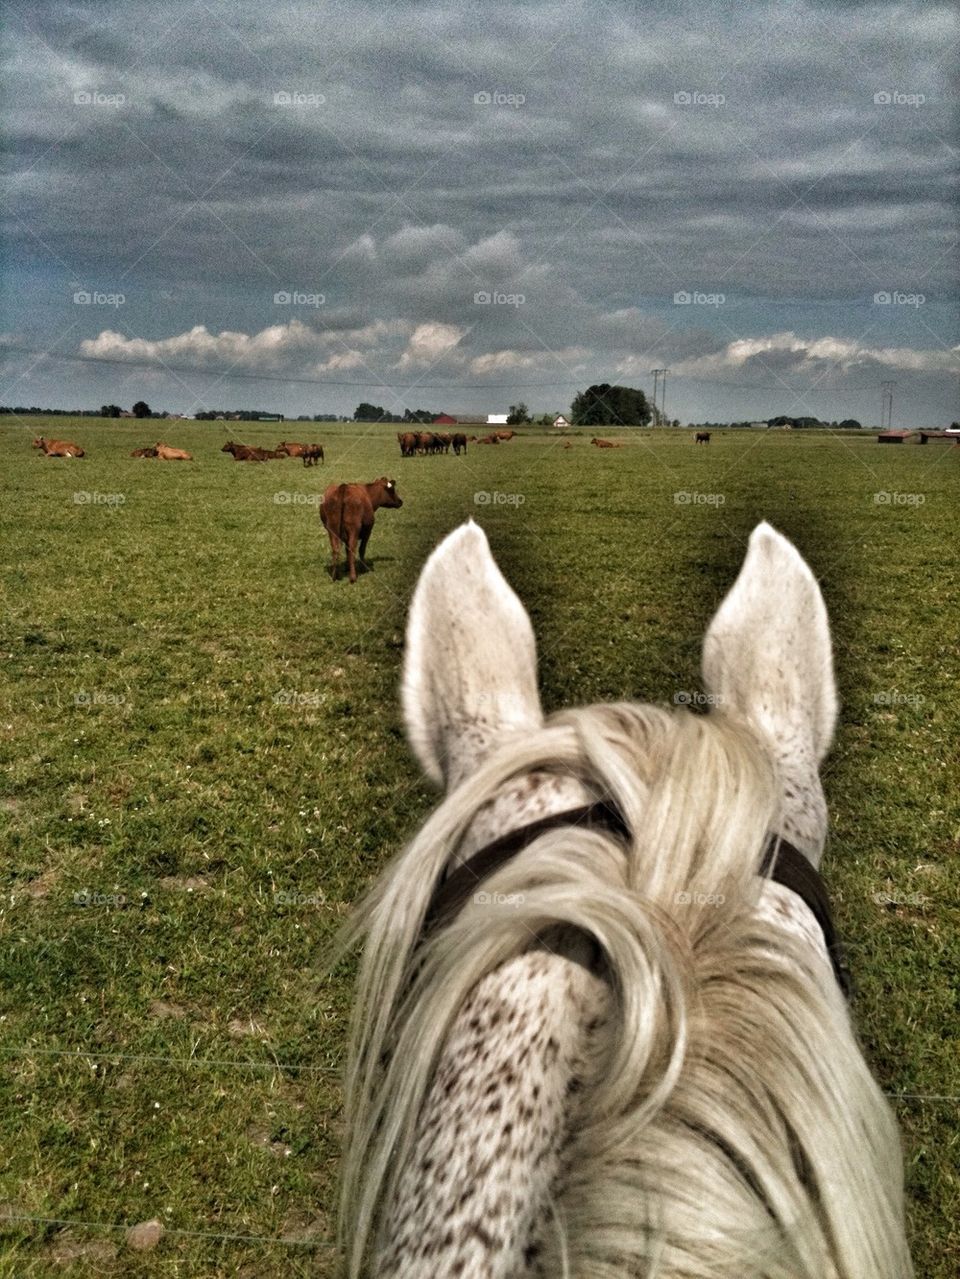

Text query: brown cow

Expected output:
[398,432,417,458]
[495,429,516,441]
[130,446,157,458]
[452,433,467,455]
[33,436,84,457]
[276,441,306,457]
[301,444,324,467]
[222,441,269,462]
[434,432,452,453]
[695,432,711,445]
[477,434,500,444]
[415,431,437,455]
[320,477,403,583]
[590,437,621,448]
[155,442,193,460]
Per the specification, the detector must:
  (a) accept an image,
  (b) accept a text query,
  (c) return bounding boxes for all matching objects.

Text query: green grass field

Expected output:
[1,417,957,1276]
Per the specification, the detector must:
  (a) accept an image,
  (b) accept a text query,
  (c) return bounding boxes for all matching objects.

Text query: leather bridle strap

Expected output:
[422,800,629,936]
[760,835,853,999]
[421,802,851,998]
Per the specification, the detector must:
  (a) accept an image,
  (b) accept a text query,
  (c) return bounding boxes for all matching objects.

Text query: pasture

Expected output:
[1,417,957,1276]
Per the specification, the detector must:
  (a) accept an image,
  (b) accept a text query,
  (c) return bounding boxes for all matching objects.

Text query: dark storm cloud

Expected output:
[1,0,956,418]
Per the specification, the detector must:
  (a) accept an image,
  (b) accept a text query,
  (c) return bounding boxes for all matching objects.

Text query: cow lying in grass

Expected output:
[320,477,403,583]
[155,442,193,460]
[33,436,84,457]
[131,446,157,458]
[591,437,622,448]
[221,441,270,462]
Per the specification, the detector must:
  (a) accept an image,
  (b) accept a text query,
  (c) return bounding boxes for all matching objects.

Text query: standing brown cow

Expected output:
[155,442,193,460]
[695,432,711,445]
[301,444,324,467]
[33,436,84,457]
[495,430,516,441]
[398,432,417,458]
[320,478,403,583]
[452,433,467,455]
[276,441,306,457]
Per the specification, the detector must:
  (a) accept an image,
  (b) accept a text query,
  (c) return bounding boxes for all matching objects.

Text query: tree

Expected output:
[354,401,401,422]
[839,419,862,429]
[132,400,151,418]
[506,402,531,426]
[100,404,122,417]
[570,384,651,427]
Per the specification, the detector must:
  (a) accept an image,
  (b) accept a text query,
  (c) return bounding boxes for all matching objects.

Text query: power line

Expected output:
[0,343,924,395]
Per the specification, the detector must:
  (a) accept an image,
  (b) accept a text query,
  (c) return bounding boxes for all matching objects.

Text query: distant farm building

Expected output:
[877,431,913,443]
[439,413,508,427]
[553,414,570,429]
[918,431,955,444]
[749,421,770,429]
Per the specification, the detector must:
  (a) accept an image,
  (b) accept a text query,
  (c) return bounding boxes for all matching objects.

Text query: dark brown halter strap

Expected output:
[760,835,853,998]
[422,800,630,936]
[421,802,851,999]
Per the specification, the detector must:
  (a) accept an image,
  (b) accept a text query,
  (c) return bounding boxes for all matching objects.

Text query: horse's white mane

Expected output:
[335,522,911,1278]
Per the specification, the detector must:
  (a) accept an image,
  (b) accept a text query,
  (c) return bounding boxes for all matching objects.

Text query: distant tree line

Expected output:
[689,417,864,429]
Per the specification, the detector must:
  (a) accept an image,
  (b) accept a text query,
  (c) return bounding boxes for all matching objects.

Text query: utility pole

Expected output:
[880,380,895,430]
[651,369,667,426]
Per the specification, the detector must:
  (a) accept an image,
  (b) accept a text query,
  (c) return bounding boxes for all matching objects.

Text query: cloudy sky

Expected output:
[2,0,957,423]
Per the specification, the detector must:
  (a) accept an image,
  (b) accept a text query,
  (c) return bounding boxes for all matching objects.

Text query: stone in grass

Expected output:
[126,1218,165,1251]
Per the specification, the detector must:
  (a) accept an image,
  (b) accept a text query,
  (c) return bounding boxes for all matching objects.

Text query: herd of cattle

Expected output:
[28,427,713,586]
[31,429,700,461]
[396,428,517,455]
[30,436,325,464]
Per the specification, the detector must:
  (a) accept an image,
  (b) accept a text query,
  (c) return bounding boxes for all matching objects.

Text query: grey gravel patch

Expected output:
[158,875,211,894]
[227,1016,268,1039]
[48,1232,119,1265]
[149,999,187,1019]
[246,1125,293,1157]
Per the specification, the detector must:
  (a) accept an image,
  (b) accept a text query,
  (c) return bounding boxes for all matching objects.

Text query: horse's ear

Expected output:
[403,521,542,788]
[702,522,837,763]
